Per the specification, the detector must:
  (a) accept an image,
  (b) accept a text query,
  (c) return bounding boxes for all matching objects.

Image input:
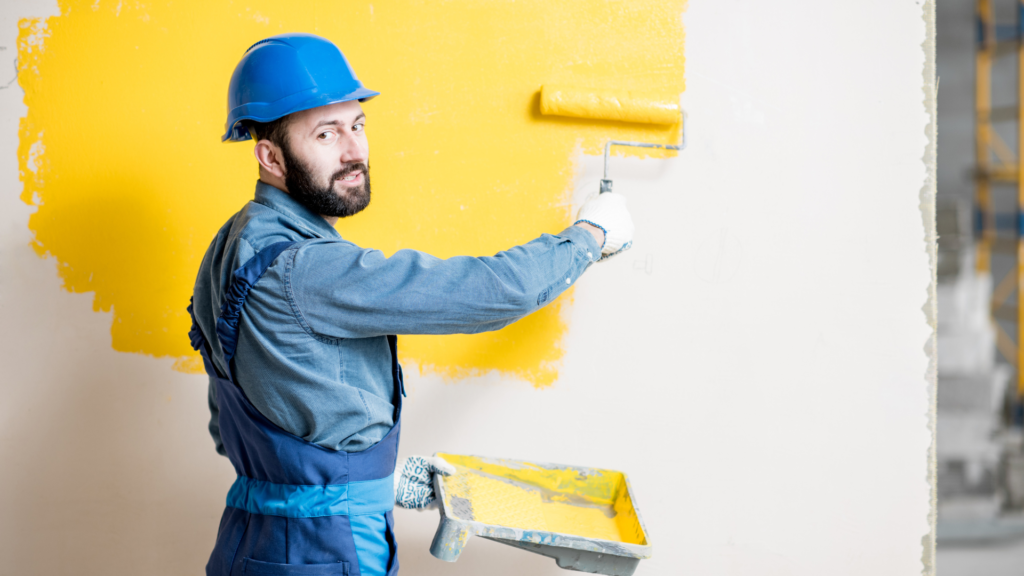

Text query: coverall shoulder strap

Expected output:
[216,240,298,366]
[187,297,219,377]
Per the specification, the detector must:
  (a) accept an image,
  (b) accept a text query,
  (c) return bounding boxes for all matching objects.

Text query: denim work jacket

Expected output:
[191,181,601,453]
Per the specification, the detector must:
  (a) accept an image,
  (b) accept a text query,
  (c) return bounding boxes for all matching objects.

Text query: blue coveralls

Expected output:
[188,182,600,575]
[189,241,403,576]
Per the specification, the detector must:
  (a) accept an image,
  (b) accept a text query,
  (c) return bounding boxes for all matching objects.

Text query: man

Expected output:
[188,33,634,576]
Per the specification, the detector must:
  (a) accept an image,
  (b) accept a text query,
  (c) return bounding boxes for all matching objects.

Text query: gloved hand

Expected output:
[574,192,635,261]
[394,455,456,509]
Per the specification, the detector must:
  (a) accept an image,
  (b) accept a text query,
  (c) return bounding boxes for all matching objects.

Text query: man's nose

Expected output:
[339,133,368,164]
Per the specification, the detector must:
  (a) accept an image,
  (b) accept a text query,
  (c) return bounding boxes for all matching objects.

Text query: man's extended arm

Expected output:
[289,225,600,339]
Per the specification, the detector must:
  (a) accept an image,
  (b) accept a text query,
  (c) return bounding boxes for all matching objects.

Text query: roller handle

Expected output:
[600,179,614,194]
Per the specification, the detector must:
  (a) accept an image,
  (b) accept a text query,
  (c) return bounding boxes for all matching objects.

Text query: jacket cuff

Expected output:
[557,225,603,263]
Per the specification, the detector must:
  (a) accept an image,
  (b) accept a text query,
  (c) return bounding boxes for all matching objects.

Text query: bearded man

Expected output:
[188,33,634,576]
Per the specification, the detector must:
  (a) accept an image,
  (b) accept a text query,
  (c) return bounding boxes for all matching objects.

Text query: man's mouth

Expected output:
[336,169,364,186]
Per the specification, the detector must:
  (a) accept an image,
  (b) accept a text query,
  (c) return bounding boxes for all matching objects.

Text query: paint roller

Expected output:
[539,84,686,193]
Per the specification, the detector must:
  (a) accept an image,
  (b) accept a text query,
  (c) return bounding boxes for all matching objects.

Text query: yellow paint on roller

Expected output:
[438,453,647,545]
[17,1,685,386]
[541,85,681,126]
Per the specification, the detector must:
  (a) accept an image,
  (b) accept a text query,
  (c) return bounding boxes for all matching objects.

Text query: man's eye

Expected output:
[318,132,333,140]
[353,123,364,133]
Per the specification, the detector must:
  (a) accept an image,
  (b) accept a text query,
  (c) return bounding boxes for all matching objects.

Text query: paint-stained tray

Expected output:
[429,453,652,576]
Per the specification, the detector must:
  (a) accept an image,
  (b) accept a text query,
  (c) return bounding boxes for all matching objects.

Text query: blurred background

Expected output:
[938,0,1024,572]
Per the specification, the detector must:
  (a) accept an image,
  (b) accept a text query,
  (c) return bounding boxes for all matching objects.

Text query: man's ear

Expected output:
[254,139,286,179]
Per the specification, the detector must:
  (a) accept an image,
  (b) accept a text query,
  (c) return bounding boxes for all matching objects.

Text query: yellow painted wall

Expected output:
[17,0,685,386]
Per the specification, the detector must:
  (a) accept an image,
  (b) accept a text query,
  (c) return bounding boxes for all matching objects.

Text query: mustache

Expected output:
[332,163,368,181]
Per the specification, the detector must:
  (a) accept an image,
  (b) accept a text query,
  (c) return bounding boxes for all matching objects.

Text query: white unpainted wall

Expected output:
[0,1,936,575]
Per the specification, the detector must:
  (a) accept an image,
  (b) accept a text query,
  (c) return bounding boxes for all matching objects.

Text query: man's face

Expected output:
[280,100,371,218]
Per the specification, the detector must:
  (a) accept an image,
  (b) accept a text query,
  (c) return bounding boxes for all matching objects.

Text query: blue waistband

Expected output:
[227,474,395,518]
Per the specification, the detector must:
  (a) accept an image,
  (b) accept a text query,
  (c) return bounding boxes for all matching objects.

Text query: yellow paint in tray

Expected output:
[437,453,647,545]
[18,1,685,386]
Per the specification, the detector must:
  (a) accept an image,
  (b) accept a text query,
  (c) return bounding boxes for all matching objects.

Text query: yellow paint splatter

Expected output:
[17,1,685,386]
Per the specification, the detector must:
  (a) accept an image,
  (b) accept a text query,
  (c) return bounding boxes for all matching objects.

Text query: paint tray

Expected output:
[429,453,652,576]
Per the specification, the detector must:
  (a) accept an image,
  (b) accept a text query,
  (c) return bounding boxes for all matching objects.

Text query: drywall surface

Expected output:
[0,1,935,575]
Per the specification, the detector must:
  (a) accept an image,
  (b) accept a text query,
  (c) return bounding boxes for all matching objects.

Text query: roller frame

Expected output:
[599,110,687,194]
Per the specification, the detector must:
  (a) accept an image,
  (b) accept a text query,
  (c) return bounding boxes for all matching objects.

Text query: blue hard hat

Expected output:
[223,33,379,142]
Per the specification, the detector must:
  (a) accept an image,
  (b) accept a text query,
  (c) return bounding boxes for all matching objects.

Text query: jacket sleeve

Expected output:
[287,226,601,339]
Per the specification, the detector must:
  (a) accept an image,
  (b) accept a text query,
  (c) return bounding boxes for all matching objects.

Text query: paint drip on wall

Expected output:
[17,0,685,387]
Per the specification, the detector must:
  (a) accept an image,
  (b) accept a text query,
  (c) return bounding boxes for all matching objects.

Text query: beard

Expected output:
[280,143,371,218]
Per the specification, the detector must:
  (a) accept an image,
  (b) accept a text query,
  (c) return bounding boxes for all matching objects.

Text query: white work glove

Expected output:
[394,455,456,509]
[574,192,635,261]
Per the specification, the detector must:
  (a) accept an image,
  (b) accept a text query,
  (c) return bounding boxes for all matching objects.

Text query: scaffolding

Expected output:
[976,0,1024,395]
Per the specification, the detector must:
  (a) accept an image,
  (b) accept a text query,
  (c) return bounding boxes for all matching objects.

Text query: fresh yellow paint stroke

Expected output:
[17,1,685,386]
[438,453,646,544]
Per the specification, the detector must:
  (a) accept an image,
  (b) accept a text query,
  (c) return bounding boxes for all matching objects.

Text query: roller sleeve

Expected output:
[540,84,679,126]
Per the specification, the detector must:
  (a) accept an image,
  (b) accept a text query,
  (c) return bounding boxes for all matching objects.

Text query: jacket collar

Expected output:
[252,180,341,239]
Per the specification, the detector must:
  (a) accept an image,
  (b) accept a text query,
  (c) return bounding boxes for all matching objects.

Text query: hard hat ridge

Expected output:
[223,33,379,142]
